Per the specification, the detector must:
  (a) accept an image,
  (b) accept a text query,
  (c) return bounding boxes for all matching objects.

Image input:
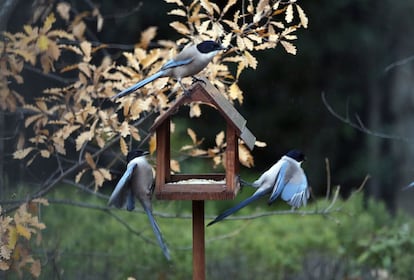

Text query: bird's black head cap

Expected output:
[285,149,306,162]
[126,149,149,162]
[196,40,224,53]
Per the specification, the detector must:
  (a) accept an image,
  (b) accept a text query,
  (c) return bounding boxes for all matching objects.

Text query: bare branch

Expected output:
[322,91,412,142]
[384,54,414,73]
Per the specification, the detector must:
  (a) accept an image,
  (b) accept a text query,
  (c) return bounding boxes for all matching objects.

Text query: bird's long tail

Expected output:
[207,191,267,227]
[144,207,171,261]
[112,70,165,99]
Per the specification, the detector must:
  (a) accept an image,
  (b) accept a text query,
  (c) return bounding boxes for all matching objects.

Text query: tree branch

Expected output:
[322,91,412,142]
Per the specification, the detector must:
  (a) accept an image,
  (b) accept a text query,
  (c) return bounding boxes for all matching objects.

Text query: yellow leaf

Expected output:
[212,155,222,167]
[168,9,186,17]
[243,37,254,50]
[75,169,86,183]
[78,62,91,77]
[236,60,246,79]
[85,152,96,169]
[139,26,157,49]
[93,169,104,189]
[42,13,56,33]
[165,0,184,6]
[187,128,197,144]
[75,131,93,151]
[80,41,92,61]
[169,21,190,35]
[285,4,294,23]
[16,224,31,240]
[296,4,308,28]
[222,33,232,48]
[200,0,214,15]
[119,121,130,137]
[215,131,225,147]
[98,168,112,181]
[222,20,240,32]
[8,226,18,250]
[222,0,237,15]
[13,147,34,159]
[57,2,71,21]
[73,20,86,39]
[40,149,50,158]
[236,35,245,51]
[30,260,41,278]
[254,140,267,147]
[280,40,297,55]
[189,103,201,118]
[229,83,243,103]
[130,126,141,141]
[141,49,161,69]
[170,159,180,173]
[149,135,156,155]
[120,137,128,156]
[244,50,258,69]
[239,144,254,168]
[37,35,49,51]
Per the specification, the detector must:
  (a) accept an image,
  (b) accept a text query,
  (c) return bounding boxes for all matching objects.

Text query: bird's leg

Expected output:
[239,177,257,188]
[191,76,206,85]
[178,79,192,96]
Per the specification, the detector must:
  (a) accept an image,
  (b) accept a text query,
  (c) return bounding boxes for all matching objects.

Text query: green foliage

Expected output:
[3,186,411,279]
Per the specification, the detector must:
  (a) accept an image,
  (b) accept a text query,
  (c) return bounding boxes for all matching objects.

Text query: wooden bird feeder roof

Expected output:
[150,77,256,201]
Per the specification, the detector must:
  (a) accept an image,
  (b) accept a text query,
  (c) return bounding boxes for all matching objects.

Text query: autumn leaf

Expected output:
[187,128,197,144]
[285,4,294,23]
[56,2,71,21]
[85,152,96,169]
[149,135,157,155]
[13,148,34,159]
[280,40,297,55]
[120,137,128,156]
[139,27,157,49]
[239,144,254,167]
[76,131,93,151]
[229,82,243,103]
[16,224,31,240]
[170,159,181,173]
[296,4,309,28]
[30,260,41,278]
[169,21,190,35]
[215,131,225,147]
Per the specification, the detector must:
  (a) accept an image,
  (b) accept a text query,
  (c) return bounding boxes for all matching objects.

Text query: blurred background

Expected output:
[1,0,414,279]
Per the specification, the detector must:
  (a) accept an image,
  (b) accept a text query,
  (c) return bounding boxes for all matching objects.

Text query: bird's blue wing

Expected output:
[268,163,288,204]
[207,189,269,226]
[280,170,309,208]
[143,206,171,260]
[108,163,137,208]
[161,57,193,70]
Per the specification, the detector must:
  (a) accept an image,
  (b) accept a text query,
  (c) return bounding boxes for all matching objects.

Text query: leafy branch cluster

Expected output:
[4,0,308,191]
[0,200,47,277]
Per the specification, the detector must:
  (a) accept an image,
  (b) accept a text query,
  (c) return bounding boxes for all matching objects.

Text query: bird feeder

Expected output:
[149,77,255,280]
[150,78,256,201]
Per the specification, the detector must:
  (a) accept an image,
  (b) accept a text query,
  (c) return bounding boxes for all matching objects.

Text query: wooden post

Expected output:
[192,200,205,280]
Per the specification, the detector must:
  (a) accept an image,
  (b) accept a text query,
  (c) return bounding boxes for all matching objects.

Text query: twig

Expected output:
[384,54,414,73]
[322,91,411,142]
